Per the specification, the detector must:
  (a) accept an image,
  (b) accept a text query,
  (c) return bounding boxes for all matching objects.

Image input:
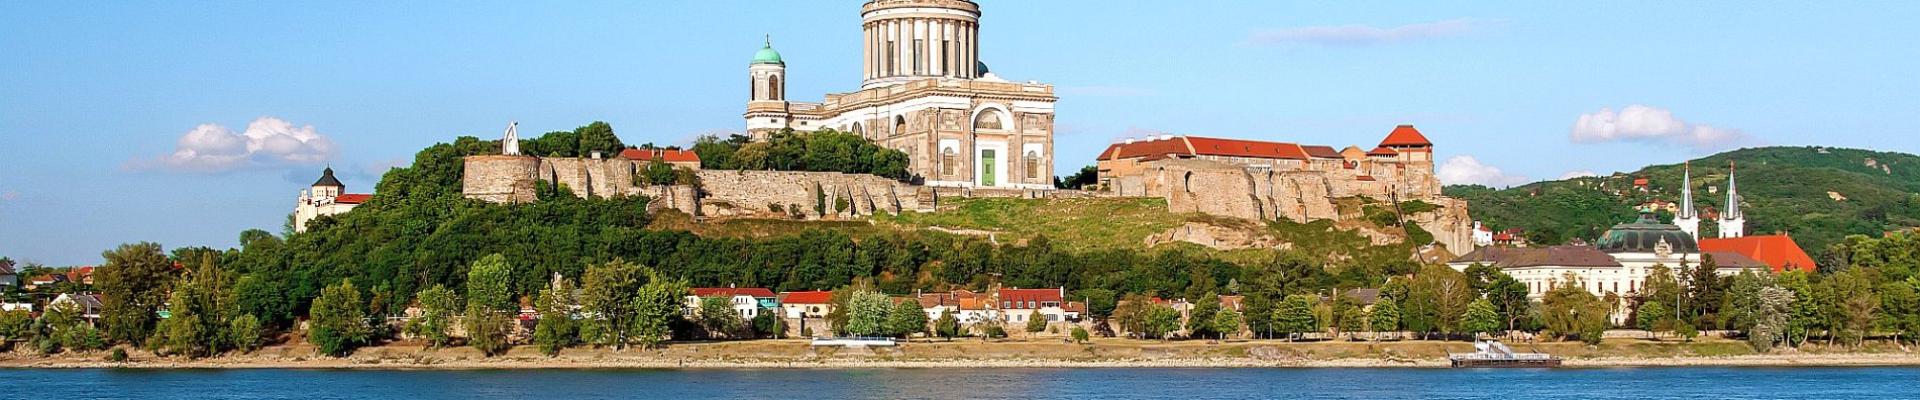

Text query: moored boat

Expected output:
[1449,340,1561,368]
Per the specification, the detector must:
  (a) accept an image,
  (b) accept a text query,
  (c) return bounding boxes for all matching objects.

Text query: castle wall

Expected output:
[1122,158,1471,252]
[692,170,923,219]
[463,155,542,203]
[537,157,637,199]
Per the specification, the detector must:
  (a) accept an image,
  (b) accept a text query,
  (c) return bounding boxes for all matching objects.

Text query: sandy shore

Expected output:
[4,339,1916,370]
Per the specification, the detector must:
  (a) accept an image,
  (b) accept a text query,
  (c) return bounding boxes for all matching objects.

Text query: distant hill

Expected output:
[1446,146,1920,263]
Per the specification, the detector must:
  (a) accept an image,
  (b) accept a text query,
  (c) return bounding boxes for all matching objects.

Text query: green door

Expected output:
[980,149,996,186]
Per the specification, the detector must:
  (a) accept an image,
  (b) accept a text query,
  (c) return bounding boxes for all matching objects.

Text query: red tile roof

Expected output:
[1301,145,1342,159]
[1098,136,1309,161]
[997,288,1063,307]
[1378,124,1432,147]
[1366,146,1399,156]
[621,148,701,163]
[778,290,832,304]
[691,287,775,298]
[1699,235,1818,273]
[335,194,373,204]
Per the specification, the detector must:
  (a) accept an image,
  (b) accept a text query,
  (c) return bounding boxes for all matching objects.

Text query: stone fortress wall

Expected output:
[463,153,1471,252]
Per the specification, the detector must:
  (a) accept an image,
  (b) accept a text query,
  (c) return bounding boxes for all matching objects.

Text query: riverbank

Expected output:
[3,337,1915,369]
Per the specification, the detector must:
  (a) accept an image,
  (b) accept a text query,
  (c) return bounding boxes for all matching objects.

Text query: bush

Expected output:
[228,315,265,354]
[1071,327,1090,343]
[983,325,1008,339]
[108,347,128,362]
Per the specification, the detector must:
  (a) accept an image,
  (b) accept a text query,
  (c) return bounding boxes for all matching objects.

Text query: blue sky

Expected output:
[3,1,1917,266]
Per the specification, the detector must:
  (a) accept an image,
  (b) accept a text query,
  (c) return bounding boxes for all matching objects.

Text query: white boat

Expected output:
[810,336,898,348]
[1448,340,1561,368]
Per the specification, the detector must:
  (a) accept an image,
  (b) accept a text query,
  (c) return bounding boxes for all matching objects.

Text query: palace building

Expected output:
[744,0,1057,189]
[293,167,370,233]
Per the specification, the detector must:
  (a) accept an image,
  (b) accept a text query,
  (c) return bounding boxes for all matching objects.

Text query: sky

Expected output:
[3,1,1918,266]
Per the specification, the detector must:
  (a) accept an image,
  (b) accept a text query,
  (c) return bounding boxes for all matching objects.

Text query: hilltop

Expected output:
[1446,146,1920,262]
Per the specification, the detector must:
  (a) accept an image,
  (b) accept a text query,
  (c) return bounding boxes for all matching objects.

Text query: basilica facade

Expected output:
[743,0,1057,189]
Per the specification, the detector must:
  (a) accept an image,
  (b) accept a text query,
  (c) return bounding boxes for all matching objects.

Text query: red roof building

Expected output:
[996,287,1064,310]
[620,148,702,164]
[1699,235,1818,273]
[777,290,833,304]
[690,287,776,298]
[1096,135,1310,162]
[335,194,373,204]
[1377,124,1433,148]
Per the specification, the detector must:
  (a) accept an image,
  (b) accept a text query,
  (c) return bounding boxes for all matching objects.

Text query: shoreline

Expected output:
[4,340,1917,370]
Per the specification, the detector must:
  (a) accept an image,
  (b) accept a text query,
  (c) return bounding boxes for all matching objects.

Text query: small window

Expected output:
[1024,150,1040,180]
[942,147,958,176]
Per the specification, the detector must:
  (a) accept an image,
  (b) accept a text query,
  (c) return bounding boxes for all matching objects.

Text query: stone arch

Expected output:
[1183,171,1194,193]
[850,122,864,137]
[1023,150,1040,180]
[895,115,908,136]
[969,104,1011,131]
[768,74,781,100]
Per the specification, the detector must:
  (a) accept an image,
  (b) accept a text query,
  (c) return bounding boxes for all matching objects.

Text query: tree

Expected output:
[1187,293,1222,339]
[1212,308,1242,340]
[889,300,930,339]
[1071,326,1090,343]
[0,309,33,342]
[1539,275,1609,345]
[407,284,460,348]
[1462,298,1501,339]
[38,301,104,353]
[1636,301,1671,339]
[698,296,744,339]
[1024,310,1048,338]
[1406,265,1473,339]
[580,260,643,348]
[532,276,578,356]
[155,258,228,358]
[844,291,891,337]
[751,311,785,339]
[308,279,371,357]
[1143,304,1182,340]
[1686,255,1728,328]
[1831,268,1881,346]
[1879,278,1920,346]
[1486,274,1530,332]
[1054,165,1099,190]
[631,275,687,348]
[1274,295,1318,341]
[97,242,174,345]
[227,314,264,354]
[230,274,292,329]
[1749,286,1796,352]
[465,255,515,356]
[934,309,961,340]
[1369,297,1401,341]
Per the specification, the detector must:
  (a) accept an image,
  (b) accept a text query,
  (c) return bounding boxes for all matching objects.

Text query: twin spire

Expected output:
[1675,160,1743,239]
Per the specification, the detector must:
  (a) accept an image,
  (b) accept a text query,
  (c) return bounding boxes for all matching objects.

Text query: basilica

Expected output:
[743,0,1057,190]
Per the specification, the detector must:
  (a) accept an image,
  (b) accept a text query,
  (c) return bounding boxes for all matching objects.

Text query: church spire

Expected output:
[1724,161,1740,220]
[1678,161,1696,219]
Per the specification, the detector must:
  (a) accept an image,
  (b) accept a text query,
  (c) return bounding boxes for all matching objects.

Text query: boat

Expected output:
[1448,340,1561,368]
[809,336,898,348]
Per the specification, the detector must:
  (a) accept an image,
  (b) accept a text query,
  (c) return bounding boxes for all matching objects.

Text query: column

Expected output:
[862,24,872,80]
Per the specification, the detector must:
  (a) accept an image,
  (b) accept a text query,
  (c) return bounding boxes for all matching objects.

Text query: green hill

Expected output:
[1446,146,1920,263]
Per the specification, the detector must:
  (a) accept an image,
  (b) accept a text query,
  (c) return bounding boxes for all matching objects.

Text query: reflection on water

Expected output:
[0,366,1915,399]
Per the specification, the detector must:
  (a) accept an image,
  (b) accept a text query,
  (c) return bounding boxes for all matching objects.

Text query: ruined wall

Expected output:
[1122,158,1473,253]
[693,170,924,219]
[537,157,637,199]
[463,155,542,203]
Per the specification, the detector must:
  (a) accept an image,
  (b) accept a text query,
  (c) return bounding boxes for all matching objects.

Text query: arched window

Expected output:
[1024,150,1040,180]
[895,115,908,136]
[850,122,864,137]
[974,109,1004,130]
[942,147,958,176]
[769,75,781,100]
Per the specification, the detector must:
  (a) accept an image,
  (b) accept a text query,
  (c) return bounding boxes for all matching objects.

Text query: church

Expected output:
[743,0,1057,190]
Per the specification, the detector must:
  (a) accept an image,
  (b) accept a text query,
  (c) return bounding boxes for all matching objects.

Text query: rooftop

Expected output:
[1699,235,1818,273]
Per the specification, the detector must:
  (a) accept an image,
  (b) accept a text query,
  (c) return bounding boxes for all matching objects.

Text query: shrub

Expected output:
[1071,327,1090,343]
[108,347,128,363]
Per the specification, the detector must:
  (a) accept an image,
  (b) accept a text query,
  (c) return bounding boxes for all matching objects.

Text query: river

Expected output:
[2,367,1915,399]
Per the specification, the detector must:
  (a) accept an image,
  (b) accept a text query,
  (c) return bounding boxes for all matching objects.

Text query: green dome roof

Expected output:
[975,60,989,76]
[1595,214,1698,254]
[752,39,783,65]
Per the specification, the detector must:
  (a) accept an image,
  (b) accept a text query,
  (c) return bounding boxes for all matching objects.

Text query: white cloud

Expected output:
[1246,19,1487,46]
[1558,170,1599,180]
[1438,156,1531,187]
[139,117,337,172]
[1569,105,1750,151]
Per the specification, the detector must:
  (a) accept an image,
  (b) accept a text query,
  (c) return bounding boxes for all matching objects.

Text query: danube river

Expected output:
[2,367,1915,399]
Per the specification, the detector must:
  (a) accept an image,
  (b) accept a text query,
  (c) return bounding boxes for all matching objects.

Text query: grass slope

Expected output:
[1448,146,1920,261]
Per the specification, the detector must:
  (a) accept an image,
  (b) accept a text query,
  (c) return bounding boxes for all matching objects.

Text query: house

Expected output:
[26,273,67,291]
[1493,228,1528,247]
[619,148,703,170]
[996,287,1072,325]
[917,290,997,324]
[0,259,15,288]
[50,293,103,320]
[1471,221,1495,247]
[777,290,834,337]
[1699,235,1818,273]
[68,266,95,285]
[686,287,777,319]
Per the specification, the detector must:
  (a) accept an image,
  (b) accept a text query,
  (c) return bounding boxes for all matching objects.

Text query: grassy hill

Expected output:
[1447,146,1920,262]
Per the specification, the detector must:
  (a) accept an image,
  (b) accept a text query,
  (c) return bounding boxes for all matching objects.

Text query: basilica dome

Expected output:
[1595,214,1699,254]
[752,42,783,65]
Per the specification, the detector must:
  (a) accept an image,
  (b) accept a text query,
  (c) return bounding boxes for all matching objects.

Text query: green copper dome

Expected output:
[1595,214,1698,254]
[752,39,783,65]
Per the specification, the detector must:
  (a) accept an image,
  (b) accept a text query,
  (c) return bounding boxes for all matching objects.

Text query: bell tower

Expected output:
[1675,161,1701,239]
[744,36,791,140]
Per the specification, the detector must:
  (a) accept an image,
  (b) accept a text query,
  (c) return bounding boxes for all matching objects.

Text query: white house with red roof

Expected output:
[995,287,1075,325]
[686,286,777,319]
[293,167,373,233]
